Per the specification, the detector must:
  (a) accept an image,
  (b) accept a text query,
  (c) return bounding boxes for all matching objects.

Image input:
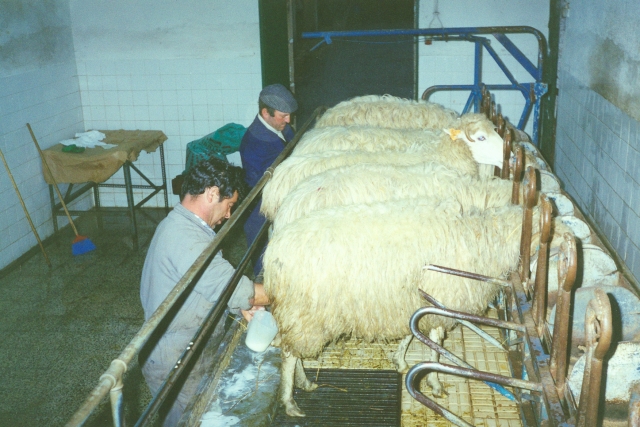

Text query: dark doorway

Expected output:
[259,0,290,88]
[293,0,417,124]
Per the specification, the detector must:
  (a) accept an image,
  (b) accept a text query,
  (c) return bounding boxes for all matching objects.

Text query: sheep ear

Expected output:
[444,128,461,141]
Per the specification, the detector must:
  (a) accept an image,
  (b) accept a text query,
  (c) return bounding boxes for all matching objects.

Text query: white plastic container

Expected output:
[245,310,278,352]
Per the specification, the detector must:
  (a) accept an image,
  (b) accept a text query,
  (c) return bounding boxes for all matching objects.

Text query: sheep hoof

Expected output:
[428,376,447,398]
[301,380,318,392]
[284,400,306,417]
[393,360,409,374]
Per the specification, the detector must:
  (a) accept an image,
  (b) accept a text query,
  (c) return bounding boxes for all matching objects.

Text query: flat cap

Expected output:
[259,84,298,113]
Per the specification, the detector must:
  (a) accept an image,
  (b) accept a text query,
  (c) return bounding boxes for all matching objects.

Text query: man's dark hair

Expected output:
[259,99,276,117]
[180,158,247,201]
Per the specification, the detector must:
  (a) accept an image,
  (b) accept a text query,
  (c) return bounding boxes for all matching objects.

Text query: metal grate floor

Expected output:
[295,308,523,427]
[272,369,402,426]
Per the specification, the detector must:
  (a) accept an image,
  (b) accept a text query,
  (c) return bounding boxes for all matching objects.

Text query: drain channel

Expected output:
[272,369,401,426]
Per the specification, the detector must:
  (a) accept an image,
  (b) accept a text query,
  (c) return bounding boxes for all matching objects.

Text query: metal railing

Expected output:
[66,106,326,427]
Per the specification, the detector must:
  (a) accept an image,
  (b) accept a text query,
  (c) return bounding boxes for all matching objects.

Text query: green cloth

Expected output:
[184,123,246,173]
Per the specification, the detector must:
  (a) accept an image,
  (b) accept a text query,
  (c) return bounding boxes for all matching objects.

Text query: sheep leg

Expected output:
[294,356,318,391]
[280,351,317,417]
[391,334,413,373]
[427,326,448,397]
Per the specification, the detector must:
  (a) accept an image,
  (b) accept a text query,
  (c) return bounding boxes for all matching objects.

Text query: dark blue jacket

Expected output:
[239,116,295,277]
[239,115,295,187]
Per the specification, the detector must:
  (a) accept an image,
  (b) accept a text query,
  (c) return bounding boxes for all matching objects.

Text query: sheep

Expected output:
[272,162,515,231]
[261,145,478,222]
[264,199,533,416]
[314,94,459,129]
[300,112,505,167]
[262,114,505,221]
[293,126,440,155]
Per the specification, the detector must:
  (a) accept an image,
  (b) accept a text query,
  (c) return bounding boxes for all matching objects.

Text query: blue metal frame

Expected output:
[302,26,548,146]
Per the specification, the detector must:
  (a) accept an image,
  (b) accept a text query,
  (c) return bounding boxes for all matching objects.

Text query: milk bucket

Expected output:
[245,310,278,352]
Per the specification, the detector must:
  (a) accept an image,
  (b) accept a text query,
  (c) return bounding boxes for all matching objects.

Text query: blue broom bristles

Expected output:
[72,235,96,256]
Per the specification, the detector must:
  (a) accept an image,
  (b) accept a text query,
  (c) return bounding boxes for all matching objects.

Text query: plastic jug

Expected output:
[245,310,278,352]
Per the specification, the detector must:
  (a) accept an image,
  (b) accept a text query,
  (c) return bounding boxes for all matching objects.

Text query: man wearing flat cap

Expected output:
[240,83,298,282]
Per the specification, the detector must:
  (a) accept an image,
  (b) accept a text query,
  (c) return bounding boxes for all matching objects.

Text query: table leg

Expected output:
[123,162,138,251]
[93,183,104,231]
[49,185,58,233]
[159,144,169,211]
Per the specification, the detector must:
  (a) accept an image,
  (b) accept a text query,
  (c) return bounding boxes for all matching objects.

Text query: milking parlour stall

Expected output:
[176,28,629,425]
[65,27,640,427]
[162,81,632,427]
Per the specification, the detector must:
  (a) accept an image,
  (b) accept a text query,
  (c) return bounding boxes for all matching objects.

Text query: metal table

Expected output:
[42,130,169,250]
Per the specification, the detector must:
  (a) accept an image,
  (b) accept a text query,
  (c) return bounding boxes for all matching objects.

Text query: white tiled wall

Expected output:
[555,71,640,283]
[0,62,86,269]
[418,0,549,138]
[69,0,263,208]
[76,57,261,208]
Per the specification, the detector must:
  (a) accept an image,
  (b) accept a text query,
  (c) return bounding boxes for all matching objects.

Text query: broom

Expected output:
[27,123,96,256]
[0,148,52,267]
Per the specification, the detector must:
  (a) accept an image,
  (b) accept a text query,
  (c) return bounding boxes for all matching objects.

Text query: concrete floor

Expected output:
[0,207,248,426]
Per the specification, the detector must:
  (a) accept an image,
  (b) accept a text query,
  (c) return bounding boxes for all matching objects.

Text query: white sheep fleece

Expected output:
[264,199,529,359]
[272,162,515,231]
[261,143,478,221]
[293,126,443,156]
[315,94,459,129]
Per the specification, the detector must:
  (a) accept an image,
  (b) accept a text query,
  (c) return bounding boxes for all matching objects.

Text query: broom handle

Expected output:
[27,123,80,237]
[0,148,52,267]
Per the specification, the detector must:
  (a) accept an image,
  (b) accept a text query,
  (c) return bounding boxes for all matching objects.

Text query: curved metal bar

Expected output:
[533,195,552,337]
[422,85,529,110]
[411,305,526,335]
[410,306,519,400]
[519,166,537,287]
[65,106,327,427]
[406,362,543,427]
[501,128,512,179]
[549,233,578,396]
[418,290,506,350]
[424,264,511,288]
[511,146,524,204]
[576,288,612,427]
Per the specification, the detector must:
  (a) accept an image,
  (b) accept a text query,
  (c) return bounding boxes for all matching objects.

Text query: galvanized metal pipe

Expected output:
[533,195,552,337]
[411,303,526,334]
[576,287,612,427]
[410,304,523,400]
[109,370,125,427]
[424,264,511,288]
[549,233,578,396]
[406,362,543,427]
[418,289,506,350]
[65,106,326,427]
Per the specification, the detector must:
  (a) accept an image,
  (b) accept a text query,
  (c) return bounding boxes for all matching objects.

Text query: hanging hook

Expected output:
[425,0,444,45]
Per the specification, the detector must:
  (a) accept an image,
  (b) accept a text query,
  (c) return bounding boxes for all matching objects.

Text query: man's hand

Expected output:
[241,305,266,322]
[250,283,270,306]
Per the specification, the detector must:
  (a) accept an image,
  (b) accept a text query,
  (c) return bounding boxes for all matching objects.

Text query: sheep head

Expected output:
[445,114,504,169]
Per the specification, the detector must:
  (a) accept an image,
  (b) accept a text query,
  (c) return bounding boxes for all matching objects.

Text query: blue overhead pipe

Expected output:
[302,26,547,66]
[302,26,548,145]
